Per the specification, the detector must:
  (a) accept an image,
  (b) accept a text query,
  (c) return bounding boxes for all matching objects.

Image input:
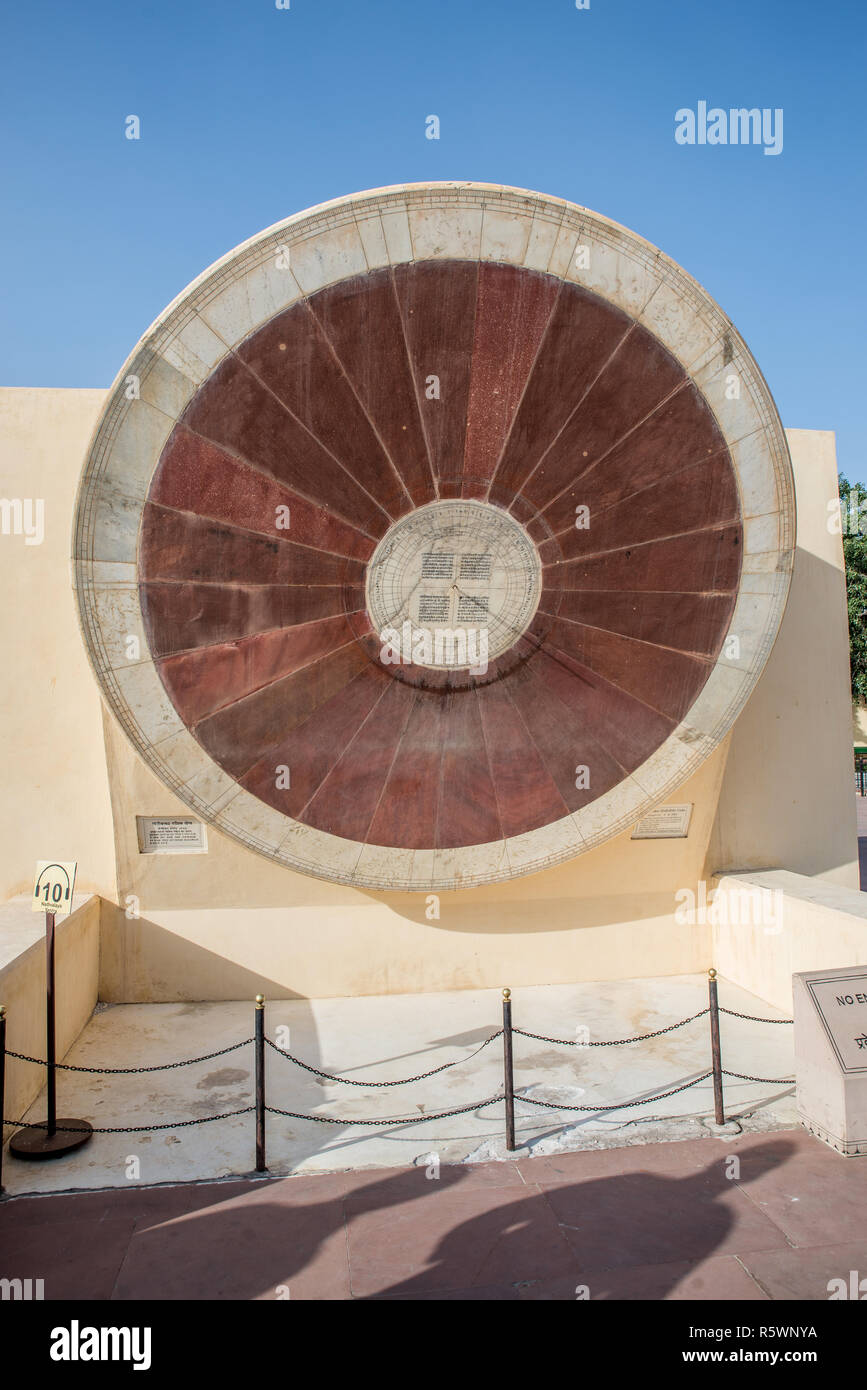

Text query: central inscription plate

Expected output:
[365,499,542,669]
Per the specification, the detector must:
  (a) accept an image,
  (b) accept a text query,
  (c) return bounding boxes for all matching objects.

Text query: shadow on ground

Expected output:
[7,1134,856,1301]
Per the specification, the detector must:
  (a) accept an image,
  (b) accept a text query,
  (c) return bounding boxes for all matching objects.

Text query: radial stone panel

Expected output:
[74,183,795,891]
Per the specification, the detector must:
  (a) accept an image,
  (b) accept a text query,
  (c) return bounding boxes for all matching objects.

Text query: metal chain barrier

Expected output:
[719,1007,793,1025]
[5,1038,254,1074]
[264,1029,503,1087]
[264,1096,503,1127]
[722,1069,794,1085]
[0,977,797,1178]
[513,1072,715,1112]
[513,1006,710,1048]
[3,1108,255,1134]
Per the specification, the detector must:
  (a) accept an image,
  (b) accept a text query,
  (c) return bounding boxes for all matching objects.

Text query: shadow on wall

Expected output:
[97,901,309,1003]
[362,888,685,934]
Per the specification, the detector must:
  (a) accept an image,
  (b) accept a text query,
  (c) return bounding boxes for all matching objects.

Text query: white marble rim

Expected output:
[72,182,796,892]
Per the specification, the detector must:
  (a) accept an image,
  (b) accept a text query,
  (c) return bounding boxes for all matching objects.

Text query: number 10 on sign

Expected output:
[31,861,77,914]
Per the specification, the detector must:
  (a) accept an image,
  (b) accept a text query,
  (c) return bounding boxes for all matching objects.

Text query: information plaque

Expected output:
[631,803,693,840]
[136,817,208,855]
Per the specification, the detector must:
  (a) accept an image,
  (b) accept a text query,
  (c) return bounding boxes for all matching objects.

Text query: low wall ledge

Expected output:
[712,869,867,922]
[0,894,97,977]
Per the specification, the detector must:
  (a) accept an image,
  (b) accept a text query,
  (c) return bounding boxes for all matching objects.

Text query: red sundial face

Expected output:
[139,260,740,852]
[73,184,793,890]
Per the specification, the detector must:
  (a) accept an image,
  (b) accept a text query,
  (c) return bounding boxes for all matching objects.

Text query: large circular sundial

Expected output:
[73,182,795,891]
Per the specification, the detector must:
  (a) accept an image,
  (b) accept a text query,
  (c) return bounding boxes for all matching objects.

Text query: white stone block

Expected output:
[356,213,390,270]
[408,206,483,261]
[574,238,661,318]
[523,213,561,272]
[380,207,414,265]
[138,354,198,420]
[480,208,531,264]
[93,588,149,670]
[104,401,174,502]
[288,224,369,295]
[162,314,228,385]
[113,661,186,747]
[640,279,720,372]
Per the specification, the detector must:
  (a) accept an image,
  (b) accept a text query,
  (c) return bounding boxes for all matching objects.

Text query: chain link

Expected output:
[513,1007,710,1048]
[3,1107,255,1134]
[718,1007,793,1025]
[722,1069,794,1085]
[514,1072,714,1112]
[5,1038,254,1074]
[264,1030,503,1087]
[264,1096,503,1127]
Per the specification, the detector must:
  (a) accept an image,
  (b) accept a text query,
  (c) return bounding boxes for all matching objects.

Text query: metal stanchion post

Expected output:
[255,994,267,1173]
[502,988,516,1152]
[708,968,726,1126]
[9,912,92,1159]
[45,911,56,1137]
[0,1005,6,1193]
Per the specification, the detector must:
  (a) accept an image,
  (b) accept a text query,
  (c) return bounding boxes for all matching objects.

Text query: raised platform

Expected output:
[1,974,795,1196]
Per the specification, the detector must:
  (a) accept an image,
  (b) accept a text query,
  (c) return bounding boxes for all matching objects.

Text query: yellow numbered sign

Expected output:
[32,861,77,915]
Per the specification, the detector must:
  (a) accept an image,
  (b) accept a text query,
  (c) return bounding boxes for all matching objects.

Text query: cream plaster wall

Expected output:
[0,388,117,903]
[707,430,858,888]
[0,392,858,1001]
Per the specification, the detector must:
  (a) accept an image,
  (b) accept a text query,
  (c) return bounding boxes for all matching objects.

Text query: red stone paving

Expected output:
[3,1128,866,1301]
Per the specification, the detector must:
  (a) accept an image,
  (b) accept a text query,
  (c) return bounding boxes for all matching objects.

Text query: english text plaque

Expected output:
[631,803,693,840]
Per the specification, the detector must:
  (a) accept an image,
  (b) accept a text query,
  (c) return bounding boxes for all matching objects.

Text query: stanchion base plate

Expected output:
[701,1117,743,1137]
[8,1121,93,1159]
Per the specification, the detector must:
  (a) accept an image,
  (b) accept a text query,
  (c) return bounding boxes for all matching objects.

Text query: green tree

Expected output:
[839,474,867,704]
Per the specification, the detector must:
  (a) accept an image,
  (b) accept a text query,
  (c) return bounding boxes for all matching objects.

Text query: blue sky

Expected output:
[2,0,865,477]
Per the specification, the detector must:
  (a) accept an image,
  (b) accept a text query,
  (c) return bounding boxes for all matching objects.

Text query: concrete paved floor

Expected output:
[2,1127,865,1300]
[1,974,795,1195]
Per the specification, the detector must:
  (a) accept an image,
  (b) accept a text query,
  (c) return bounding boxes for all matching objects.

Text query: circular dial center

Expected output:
[365,499,543,670]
